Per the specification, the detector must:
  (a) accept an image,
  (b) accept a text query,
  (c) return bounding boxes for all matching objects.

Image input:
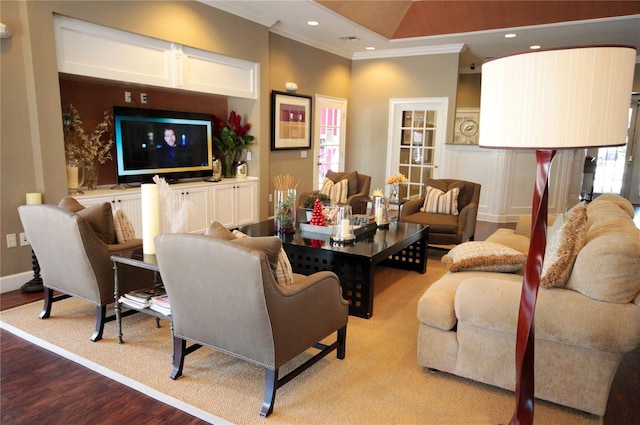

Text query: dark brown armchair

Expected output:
[18,203,152,341]
[155,233,348,417]
[399,179,481,246]
[297,171,371,214]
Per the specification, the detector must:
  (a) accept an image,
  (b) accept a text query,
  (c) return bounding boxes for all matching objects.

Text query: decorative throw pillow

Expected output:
[112,209,137,243]
[327,170,359,196]
[442,241,527,273]
[320,177,348,204]
[58,197,115,244]
[420,185,460,215]
[540,203,588,288]
[204,221,236,240]
[232,236,283,278]
[233,230,294,287]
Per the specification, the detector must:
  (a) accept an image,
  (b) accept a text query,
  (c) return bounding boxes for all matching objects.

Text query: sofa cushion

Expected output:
[326,170,359,196]
[420,185,460,215]
[442,241,527,273]
[485,228,530,254]
[113,209,136,243]
[402,211,459,234]
[320,177,348,204]
[58,197,115,244]
[566,217,640,304]
[233,230,294,287]
[540,203,588,288]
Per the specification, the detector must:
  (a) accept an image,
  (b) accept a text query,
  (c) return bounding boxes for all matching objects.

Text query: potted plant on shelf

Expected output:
[212,111,254,178]
[62,104,113,190]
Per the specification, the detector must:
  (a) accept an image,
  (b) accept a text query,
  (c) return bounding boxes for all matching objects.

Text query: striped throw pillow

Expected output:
[420,185,460,215]
[112,208,137,243]
[232,230,294,287]
[320,177,348,204]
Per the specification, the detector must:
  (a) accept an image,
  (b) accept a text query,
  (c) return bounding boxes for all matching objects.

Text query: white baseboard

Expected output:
[0,271,33,294]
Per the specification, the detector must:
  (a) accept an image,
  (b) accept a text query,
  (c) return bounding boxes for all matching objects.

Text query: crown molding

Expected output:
[353,43,465,60]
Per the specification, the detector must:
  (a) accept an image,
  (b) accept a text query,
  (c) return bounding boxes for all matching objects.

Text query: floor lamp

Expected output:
[478,46,636,425]
[21,192,44,292]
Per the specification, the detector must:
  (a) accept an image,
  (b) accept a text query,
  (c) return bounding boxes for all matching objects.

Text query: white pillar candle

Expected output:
[340,218,352,238]
[26,192,42,205]
[141,184,160,255]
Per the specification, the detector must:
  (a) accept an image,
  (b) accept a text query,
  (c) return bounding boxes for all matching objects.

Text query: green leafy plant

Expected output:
[302,193,331,209]
[275,191,297,231]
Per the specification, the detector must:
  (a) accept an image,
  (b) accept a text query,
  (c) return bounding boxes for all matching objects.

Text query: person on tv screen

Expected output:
[156,127,186,167]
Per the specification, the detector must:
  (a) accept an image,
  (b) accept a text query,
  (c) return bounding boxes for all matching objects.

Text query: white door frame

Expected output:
[313,95,347,189]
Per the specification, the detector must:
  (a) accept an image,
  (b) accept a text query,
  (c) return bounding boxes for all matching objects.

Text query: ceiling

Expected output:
[201,0,640,72]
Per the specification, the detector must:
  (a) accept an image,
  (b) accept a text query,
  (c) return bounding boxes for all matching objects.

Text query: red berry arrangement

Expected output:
[309,198,326,226]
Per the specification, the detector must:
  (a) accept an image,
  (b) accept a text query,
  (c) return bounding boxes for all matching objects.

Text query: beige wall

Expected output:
[456,73,482,108]
[268,34,351,200]
[0,0,270,276]
[349,53,460,190]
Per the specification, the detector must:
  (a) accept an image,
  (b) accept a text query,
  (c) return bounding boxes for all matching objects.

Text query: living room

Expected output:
[1,1,640,423]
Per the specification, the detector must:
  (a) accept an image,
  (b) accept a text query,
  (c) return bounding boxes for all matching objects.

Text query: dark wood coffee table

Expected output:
[238,220,429,318]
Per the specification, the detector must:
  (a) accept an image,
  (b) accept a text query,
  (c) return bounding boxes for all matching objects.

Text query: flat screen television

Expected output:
[114,107,213,184]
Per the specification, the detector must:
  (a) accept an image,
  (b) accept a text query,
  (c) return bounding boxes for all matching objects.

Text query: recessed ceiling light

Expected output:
[505,33,517,39]
[307,21,319,26]
[530,45,541,50]
[365,46,375,51]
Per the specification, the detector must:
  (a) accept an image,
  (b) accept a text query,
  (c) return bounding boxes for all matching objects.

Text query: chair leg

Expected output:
[91,305,107,342]
[337,325,347,360]
[261,368,278,417]
[170,336,187,380]
[38,287,54,319]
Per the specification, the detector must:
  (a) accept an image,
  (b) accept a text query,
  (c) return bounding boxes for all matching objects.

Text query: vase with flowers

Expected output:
[63,104,113,190]
[212,111,254,178]
[385,172,408,201]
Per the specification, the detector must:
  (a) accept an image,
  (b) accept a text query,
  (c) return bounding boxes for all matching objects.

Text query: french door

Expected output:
[313,95,347,189]
[387,98,449,199]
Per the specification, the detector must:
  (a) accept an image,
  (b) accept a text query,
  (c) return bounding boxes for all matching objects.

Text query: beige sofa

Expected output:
[417,194,640,416]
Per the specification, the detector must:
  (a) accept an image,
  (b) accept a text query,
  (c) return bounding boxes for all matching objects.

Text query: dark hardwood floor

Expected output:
[2,219,638,424]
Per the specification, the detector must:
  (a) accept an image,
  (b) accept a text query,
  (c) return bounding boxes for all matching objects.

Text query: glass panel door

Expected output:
[388,98,448,200]
[314,96,347,189]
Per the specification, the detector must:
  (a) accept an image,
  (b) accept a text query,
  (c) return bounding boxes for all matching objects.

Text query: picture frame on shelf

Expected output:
[271,91,312,150]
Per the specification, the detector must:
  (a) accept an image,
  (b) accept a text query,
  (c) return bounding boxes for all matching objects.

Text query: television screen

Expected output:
[114,107,213,184]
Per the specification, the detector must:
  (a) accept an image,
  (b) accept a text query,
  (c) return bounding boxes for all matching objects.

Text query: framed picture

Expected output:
[271,91,312,150]
[451,108,480,145]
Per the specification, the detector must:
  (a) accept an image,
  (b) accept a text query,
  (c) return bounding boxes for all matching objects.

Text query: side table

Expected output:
[111,251,171,344]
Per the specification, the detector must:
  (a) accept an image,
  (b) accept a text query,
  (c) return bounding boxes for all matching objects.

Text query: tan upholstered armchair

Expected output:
[155,233,348,417]
[298,171,371,214]
[18,204,152,342]
[400,179,481,246]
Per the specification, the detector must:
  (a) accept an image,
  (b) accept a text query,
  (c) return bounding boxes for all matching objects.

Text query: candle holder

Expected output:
[331,205,355,244]
[373,196,389,228]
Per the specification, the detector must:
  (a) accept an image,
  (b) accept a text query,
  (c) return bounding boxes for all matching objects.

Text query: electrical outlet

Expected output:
[268,193,273,202]
[6,233,17,248]
[19,232,29,246]
[125,91,132,103]
[141,93,148,104]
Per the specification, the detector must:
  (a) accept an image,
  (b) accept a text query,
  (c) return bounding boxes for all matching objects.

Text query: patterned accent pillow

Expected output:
[233,230,294,287]
[112,209,137,243]
[540,203,588,288]
[442,241,527,273]
[320,177,348,204]
[420,185,460,215]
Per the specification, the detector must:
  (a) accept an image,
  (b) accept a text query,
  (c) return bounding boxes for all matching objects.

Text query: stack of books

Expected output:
[149,295,171,316]
[119,286,166,310]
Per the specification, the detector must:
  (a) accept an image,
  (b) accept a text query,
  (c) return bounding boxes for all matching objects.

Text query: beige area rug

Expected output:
[1,258,600,425]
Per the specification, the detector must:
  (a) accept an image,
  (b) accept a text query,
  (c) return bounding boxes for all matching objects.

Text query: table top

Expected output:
[238,220,428,259]
[111,250,159,272]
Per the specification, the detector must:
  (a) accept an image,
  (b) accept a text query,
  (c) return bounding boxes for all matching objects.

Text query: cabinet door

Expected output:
[181,186,210,234]
[211,184,236,228]
[234,181,257,226]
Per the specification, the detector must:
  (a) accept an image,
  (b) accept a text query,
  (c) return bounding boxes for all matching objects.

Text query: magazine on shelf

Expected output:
[149,303,171,316]
[118,296,150,309]
[149,295,171,316]
[124,286,166,303]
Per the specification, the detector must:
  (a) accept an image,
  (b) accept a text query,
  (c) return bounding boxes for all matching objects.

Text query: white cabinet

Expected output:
[77,192,143,237]
[211,180,258,228]
[168,185,210,234]
[53,15,258,99]
[74,179,258,237]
